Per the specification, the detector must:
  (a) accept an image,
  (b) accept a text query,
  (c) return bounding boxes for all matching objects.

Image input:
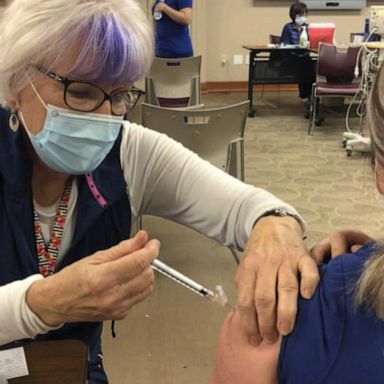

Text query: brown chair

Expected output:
[308,43,362,134]
[269,35,281,44]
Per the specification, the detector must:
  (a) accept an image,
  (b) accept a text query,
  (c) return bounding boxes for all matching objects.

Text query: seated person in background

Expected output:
[210,60,384,384]
[281,2,316,117]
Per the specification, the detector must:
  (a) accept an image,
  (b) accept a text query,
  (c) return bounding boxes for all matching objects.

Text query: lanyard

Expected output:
[33,182,72,277]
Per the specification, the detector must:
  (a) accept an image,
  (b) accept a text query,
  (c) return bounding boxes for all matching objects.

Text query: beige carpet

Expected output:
[102,91,383,383]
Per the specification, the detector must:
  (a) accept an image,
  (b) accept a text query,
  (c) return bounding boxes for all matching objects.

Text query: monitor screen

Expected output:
[305,1,366,10]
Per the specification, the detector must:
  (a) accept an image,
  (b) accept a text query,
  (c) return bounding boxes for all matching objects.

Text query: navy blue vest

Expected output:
[0,108,132,383]
[278,243,384,383]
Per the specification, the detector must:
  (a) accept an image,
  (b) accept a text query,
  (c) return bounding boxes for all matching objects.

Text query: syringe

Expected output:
[151,259,229,307]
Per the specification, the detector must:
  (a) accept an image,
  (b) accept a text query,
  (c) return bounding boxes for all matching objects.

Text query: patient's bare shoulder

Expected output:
[211,310,280,384]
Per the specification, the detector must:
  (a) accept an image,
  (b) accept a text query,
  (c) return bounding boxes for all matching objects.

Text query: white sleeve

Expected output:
[120,122,305,250]
[0,275,62,346]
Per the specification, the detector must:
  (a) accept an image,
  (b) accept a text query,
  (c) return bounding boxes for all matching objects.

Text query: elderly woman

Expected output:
[211,63,384,383]
[0,0,319,382]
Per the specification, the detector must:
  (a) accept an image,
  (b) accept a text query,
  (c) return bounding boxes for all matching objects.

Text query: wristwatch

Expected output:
[256,207,304,230]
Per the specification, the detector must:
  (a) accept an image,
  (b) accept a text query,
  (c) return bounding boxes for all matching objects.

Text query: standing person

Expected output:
[281,2,317,119]
[152,0,193,58]
[0,0,319,382]
[210,57,384,384]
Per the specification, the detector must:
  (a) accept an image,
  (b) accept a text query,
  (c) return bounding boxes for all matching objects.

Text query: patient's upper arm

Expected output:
[211,310,280,384]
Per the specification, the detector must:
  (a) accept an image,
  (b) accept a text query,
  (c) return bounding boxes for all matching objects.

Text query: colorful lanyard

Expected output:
[33,182,72,277]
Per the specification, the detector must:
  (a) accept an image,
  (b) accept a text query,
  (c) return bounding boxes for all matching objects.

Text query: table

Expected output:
[243,45,317,117]
[0,340,87,384]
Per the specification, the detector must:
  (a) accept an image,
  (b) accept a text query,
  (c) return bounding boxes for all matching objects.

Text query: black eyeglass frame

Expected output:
[32,65,145,116]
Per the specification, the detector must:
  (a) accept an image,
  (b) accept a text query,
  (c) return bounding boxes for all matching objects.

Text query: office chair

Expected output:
[308,43,362,135]
[141,101,249,264]
[269,35,281,44]
[142,101,248,180]
[145,56,202,108]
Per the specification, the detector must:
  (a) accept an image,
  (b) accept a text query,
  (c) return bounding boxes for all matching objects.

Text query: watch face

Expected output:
[274,208,288,216]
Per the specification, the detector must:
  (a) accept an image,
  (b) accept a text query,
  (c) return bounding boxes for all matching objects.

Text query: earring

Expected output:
[9,111,19,132]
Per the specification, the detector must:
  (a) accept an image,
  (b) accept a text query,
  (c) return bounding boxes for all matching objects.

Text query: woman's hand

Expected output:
[154,2,167,12]
[235,216,319,345]
[154,3,192,25]
[310,229,374,263]
[26,230,160,326]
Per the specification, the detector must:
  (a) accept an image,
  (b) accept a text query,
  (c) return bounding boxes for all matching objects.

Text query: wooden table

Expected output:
[1,340,87,384]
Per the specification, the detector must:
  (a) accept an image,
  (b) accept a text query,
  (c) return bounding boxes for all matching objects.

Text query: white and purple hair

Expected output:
[0,0,154,99]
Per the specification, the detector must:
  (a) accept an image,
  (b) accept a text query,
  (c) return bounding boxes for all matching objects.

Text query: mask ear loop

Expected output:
[18,74,50,135]
[27,74,49,111]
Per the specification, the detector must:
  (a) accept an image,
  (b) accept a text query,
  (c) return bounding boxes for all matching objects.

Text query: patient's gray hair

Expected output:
[355,63,384,319]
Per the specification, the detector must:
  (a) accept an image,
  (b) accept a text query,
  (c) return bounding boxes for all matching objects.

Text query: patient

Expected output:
[211,60,384,384]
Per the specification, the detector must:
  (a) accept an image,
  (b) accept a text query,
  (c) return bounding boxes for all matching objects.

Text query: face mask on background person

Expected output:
[295,16,307,26]
[19,82,123,175]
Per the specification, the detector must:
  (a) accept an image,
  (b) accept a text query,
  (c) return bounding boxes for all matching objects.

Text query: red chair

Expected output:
[308,43,362,134]
[269,34,281,44]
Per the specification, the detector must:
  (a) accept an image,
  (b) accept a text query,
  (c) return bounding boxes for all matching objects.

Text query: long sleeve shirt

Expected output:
[0,122,304,346]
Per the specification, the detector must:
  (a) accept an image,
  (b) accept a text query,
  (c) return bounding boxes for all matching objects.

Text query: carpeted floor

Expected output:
[102,91,383,383]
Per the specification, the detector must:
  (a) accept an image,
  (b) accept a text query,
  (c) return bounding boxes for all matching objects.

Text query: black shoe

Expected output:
[315,116,324,126]
[303,99,310,119]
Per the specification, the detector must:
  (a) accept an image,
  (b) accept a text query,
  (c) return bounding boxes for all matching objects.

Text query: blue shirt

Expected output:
[278,243,384,383]
[280,22,310,58]
[281,21,308,45]
[153,0,193,58]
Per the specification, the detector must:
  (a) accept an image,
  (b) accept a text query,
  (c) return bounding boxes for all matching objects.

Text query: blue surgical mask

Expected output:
[295,16,307,26]
[20,84,123,175]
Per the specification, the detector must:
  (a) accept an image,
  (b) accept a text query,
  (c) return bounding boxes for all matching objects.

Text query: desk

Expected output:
[243,45,317,117]
[1,340,87,384]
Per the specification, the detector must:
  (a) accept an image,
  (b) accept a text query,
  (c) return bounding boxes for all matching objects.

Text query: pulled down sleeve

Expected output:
[0,275,61,346]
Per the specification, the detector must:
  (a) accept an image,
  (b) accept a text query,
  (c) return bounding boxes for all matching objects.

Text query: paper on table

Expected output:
[0,347,29,379]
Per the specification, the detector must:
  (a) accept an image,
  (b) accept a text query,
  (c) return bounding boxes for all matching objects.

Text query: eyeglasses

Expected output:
[33,65,144,116]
